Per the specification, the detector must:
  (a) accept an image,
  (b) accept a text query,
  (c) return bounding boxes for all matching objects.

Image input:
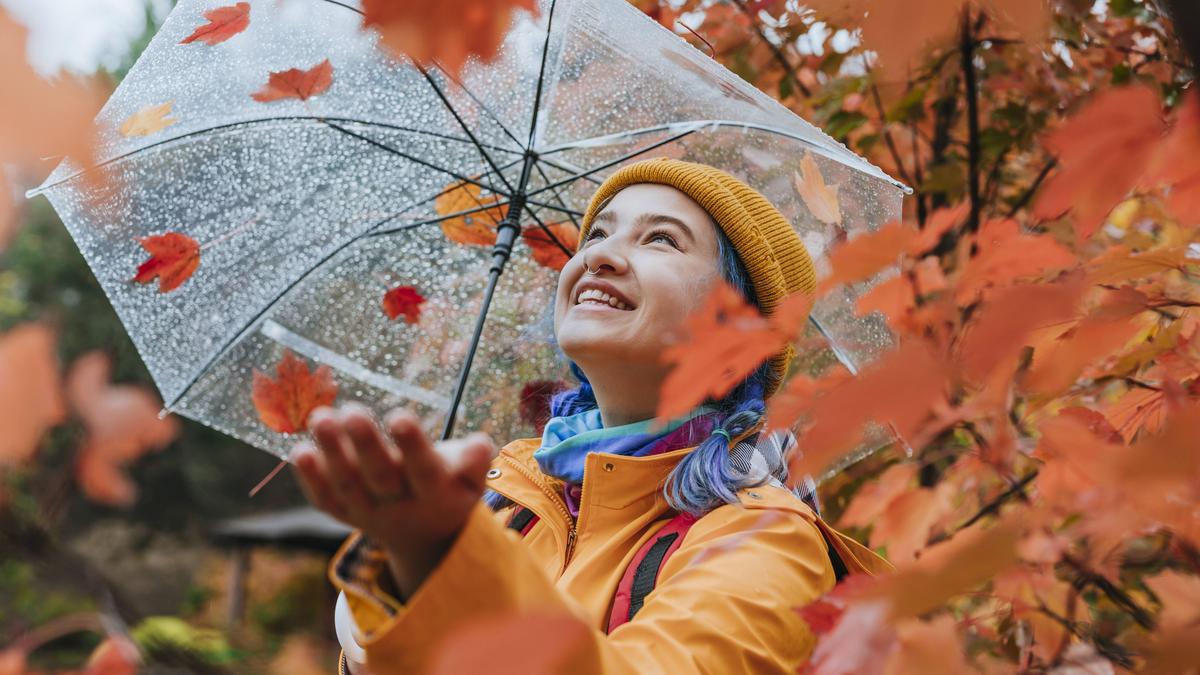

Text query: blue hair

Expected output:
[485,225,786,516]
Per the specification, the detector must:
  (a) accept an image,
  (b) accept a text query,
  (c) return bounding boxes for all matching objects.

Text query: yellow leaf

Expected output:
[793,151,841,226]
[119,101,178,137]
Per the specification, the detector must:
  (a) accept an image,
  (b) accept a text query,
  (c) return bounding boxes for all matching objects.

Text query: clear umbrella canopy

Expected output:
[30,0,906,464]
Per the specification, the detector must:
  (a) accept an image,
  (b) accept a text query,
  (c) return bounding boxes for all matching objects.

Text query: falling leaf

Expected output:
[0,10,106,184]
[251,59,334,103]
[523,222,579,271]
[435,180,504,246]
[1032,85,1164,242]
[0,324,65,467]
[382,284,425,324]
[119,101,177,137]
[657,283,811,422]
[132,231,201,293]
[251,350,338,434]
[67,351,179,507]
[816,220,915,294]
[793,152,841,225]
[362,0,539,79]
[428,612,587,675]
[180,2,251,45]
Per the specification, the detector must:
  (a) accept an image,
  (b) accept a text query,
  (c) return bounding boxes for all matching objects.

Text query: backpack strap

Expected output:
[607,511,698,633]
[604,510,857,634]
[506,505,540,537]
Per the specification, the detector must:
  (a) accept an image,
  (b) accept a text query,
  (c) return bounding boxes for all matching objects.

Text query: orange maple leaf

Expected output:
[362,0,540,78]
[793,151,841,226]
[435,180,504,246]
[657,282,812,422]
[67,352,179,507]
[0,324,66,468]
[1149,90,1200,224]
[251,350,339,434]
[1032,85,1164,242]
[816,220,915,294]
[774,340,949,478]
[854,273,915,329]
[132,231,201,293]
[119,101,177,137]
[382,284,425,323]
[1087,244,1192,285]
[955,218,1077,305]
[251,59,334,103]
[180,2,251,45]
[522,222,579,271]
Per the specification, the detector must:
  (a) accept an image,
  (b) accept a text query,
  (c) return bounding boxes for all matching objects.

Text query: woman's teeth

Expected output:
[577,288,632,310]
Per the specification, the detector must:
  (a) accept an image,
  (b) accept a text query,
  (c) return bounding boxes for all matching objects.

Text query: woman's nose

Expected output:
[582,236,630,275]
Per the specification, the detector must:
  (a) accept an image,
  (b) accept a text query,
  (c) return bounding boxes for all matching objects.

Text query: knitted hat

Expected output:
[578,157,817,396]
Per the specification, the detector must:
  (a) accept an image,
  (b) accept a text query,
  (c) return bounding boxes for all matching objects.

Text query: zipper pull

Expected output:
[565,525,577,563]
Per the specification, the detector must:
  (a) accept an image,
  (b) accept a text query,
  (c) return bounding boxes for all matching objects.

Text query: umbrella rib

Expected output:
[525,0,560,149]
[365,201,512,238]
[525,126,700,198]
[414,63,517,195]
[30,116,520,195]
[523,197,583,218]
[521,201,577,258]
[531,161,583,230]
[429,59,528,151]
[323,121,512,197]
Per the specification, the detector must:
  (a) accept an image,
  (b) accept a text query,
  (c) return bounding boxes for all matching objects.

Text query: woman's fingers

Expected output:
[291,441,349,521]
[339,403,408,499]
[443,432,497,492]
[309,406,373,513]
[384,408,444,498]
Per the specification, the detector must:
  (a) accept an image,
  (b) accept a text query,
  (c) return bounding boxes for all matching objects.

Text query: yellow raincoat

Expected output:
[329,437,892,674]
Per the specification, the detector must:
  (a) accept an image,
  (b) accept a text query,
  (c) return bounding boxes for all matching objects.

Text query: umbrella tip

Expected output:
[157,406,172,420]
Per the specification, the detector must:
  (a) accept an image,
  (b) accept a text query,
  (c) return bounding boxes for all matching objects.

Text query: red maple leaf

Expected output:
[522,223,579,271]
[382,285,426,324]
[251,350,339,434]
[251,59,334,103]
[180,2,250,46]
[132,231,201,293]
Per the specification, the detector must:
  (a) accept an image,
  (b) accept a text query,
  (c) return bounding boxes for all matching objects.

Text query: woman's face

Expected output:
[554,183,722,375]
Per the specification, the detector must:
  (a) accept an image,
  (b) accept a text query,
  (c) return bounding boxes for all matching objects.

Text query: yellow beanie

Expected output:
[578,157,817,396]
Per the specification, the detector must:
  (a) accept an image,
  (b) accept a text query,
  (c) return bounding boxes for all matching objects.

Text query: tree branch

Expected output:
[960,5,982,233]
[730,0,812,98]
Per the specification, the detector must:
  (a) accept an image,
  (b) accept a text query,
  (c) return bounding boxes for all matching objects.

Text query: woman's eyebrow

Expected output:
[590,210,697,243]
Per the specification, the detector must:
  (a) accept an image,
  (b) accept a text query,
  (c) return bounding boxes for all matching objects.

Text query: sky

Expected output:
[2,0,170,75]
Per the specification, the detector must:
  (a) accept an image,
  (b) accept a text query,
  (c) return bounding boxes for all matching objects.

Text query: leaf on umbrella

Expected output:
[523,222,579,271]
[435,180,505,246]
[382,284,425,324]
[119,101,177,137]
[132,231,201,293]
[1032,85,1164,242]
[815,220,915,294]
[252,350,338,434]
[361,0,540,78]
[251,59,334,103]
[0,324,65,468]
[67,352,179,507]
[180,2,251,45]
[793,152,841,225]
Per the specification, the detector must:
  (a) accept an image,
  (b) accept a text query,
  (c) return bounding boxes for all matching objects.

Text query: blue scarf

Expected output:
[533,405,719,485]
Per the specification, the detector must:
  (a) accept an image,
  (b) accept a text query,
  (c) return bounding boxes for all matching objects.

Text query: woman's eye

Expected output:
[585,229,605,242]
[648,231,679,248]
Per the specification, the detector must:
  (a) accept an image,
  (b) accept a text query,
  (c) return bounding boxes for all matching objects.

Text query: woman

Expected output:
[292,158,891,674]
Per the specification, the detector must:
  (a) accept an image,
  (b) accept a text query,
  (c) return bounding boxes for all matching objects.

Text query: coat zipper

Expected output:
[501,455,578,572]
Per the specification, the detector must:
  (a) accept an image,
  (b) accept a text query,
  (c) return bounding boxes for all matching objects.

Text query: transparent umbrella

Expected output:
[28,0,907,466]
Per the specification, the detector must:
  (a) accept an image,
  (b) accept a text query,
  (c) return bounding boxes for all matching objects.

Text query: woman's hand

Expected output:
[291,402,497,598]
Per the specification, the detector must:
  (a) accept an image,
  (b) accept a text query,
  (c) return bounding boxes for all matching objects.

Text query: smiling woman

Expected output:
[292,158,892,675]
